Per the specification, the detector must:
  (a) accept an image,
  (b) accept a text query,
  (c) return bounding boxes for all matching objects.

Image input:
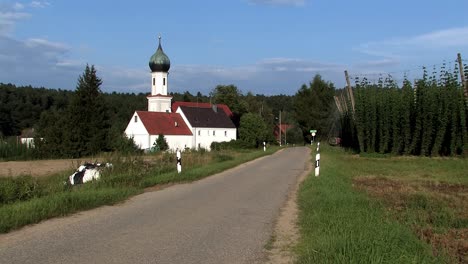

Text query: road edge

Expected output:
[264,147,312,264]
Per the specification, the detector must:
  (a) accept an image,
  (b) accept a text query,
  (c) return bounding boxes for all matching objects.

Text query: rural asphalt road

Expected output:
[0,147,311,264]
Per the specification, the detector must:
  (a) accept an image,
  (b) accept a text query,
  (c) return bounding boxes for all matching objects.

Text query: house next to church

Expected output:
[124,37,236,151]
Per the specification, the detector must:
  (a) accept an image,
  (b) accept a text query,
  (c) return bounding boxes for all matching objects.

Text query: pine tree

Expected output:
[63,65,109,158]
[293,75,335,141]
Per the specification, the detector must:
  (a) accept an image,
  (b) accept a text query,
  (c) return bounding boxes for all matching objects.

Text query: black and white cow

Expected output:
[68,162,112,185]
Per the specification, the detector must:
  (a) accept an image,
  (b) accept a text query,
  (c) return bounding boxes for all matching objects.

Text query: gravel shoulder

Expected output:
[265,147,312,263]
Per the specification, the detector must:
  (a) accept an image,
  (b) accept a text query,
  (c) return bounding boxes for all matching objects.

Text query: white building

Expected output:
[124,37,236,151]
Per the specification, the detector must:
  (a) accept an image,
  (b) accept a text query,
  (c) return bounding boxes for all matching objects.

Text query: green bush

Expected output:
[211,140,252,151]
[112,135,142,154]
[0,137,35,161]
[214,153,234,162]
[0,176,39,204]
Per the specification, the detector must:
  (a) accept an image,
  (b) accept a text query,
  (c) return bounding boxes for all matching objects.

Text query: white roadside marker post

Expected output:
[263,141,266,152]
[315,153,320,177]
[316,142,320,152]
[176,148,182,174]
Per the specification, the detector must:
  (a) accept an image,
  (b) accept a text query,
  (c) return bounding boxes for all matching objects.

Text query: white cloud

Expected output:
[407,27,468,47]
[354,58,400,68]
[25,38,70,51]
[0,11,30,20]
[358,27,468,58]
[30,1,50,8]
[0,1,39,36]
[0,11,31,35]
[166,57,347,94]
[0,34,80,89]
[13,3,25,10]
[248,0,306,6]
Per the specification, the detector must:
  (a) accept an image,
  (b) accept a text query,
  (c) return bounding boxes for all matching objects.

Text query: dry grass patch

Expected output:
[354,176,468,263]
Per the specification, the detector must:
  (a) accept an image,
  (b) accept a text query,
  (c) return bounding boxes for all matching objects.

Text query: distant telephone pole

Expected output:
[279,110,282,146]
[344,70,355,114]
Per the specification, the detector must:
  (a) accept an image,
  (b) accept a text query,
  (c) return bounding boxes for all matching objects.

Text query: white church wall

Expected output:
[149,135,193,151]
[193,127,236,150]
[124,112,151,150]
[175,107,236,150]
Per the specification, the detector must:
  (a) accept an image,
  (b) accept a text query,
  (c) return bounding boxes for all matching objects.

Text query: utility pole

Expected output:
[284,111,287,145]
[279,110,282,146]
[344,70,355,114]
[457,53,468,106]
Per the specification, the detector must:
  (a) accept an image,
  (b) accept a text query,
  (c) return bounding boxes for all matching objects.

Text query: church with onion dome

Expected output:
[124,36,237,151]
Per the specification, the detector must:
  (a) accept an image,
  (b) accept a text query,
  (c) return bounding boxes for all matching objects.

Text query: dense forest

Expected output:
[0,83,297,140]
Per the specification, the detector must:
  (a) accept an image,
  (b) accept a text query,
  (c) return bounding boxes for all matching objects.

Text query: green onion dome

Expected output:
[149,36,170,72]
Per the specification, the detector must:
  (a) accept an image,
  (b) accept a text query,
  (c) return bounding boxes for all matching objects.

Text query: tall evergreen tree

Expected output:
[63,65,109,158]
[293,75,335,141]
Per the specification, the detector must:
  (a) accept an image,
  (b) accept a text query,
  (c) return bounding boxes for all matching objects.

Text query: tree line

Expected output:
[2,66,318,159]
[5,61,464,158]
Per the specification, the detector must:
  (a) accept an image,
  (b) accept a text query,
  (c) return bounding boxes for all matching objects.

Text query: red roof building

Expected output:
[135,111,192,135]
[274,124,292,142]
[124,37,236,151]
[171,102,233,118]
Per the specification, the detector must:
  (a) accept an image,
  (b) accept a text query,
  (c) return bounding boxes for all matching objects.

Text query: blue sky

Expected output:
[1,0,468,95]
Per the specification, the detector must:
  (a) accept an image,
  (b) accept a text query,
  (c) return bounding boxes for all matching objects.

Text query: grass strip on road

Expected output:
[295,145,461,263]
[0,147,279,233]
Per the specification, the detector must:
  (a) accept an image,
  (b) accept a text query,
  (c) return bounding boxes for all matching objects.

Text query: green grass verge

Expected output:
[0,147,279,233]
[296,145,451,263]
[0,187,139,233]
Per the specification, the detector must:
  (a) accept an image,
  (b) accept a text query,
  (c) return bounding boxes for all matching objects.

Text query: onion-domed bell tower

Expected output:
[147,35,172,112]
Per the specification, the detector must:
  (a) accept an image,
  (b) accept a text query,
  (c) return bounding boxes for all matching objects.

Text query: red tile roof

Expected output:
[136,111,192,135]
[171,102,233,117]
[274,124,292,139]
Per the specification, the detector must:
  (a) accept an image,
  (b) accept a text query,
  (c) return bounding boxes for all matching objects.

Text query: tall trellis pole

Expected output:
[344,70,355,114]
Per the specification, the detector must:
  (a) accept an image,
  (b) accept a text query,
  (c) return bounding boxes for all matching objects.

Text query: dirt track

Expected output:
[0,159,80,177]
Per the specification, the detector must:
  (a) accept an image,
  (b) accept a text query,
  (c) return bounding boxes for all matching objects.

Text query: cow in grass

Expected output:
[68,162,112,185]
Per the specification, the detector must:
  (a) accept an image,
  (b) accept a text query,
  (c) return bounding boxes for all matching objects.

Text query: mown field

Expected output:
[0,147,279,233]
[297,145,467,263]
